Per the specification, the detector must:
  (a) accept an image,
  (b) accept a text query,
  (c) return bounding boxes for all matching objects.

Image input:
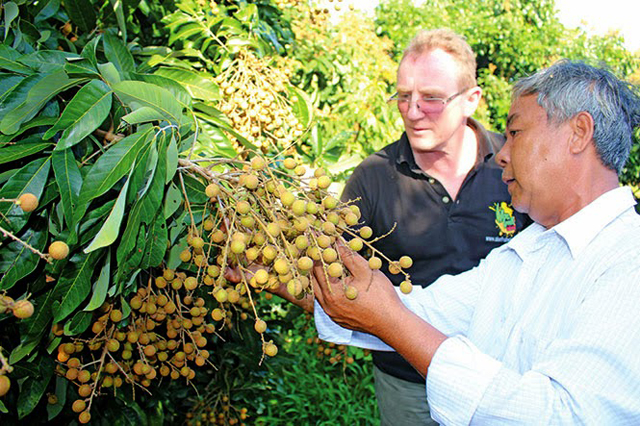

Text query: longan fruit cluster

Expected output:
[180,154,414,336]
[214,50,305,153]
[185,396,249,426]
[52,280,221,423]
[308,336,355,365]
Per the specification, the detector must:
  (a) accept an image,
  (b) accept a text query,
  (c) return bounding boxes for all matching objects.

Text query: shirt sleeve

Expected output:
[314,261,486,350]
[428,263,640,425]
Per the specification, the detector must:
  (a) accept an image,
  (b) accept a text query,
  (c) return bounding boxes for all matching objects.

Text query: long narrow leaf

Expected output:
[51,251,100,322]
[51,148,82,227]
[45,79,112,149]
[0,70,86,135]
[113,80,183,125]
[154,66,220,101]
[104,32,134,74]
[0,139,52,165]
[84,170,131,252]
[71,129,152,228]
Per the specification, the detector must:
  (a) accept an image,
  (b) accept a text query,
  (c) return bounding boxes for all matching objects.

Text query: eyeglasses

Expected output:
[388,89,467,113]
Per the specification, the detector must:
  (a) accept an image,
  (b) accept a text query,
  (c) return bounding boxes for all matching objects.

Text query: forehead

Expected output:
[507,95,548,127]
[396,49,462,92]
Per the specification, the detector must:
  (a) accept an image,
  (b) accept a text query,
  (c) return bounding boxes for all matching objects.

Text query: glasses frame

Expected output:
[388,89,468,113]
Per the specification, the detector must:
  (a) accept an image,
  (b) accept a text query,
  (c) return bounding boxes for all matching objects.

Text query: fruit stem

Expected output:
[0,225,52,263]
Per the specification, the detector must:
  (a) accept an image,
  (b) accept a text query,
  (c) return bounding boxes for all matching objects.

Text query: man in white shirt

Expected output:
[312,60,640,424]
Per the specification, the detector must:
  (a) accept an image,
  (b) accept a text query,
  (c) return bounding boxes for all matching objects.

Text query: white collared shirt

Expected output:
[315,186,640,425]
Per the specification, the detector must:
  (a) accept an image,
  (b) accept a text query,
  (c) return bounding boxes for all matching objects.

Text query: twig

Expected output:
[0,225,51,263]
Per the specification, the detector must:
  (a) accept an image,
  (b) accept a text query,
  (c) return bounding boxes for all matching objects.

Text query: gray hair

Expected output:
[513,60,640,173]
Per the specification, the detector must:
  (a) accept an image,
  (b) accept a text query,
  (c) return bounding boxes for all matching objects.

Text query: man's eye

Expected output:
[422,97,442,103]
[398,94,411,102]
[508,130,520,137]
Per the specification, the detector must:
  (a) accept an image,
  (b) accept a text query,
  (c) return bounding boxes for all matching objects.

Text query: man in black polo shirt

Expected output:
[340,29,530,426]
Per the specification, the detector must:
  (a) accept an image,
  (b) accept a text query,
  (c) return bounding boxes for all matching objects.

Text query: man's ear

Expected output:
[569,111,595,154]
[463,86,482,117]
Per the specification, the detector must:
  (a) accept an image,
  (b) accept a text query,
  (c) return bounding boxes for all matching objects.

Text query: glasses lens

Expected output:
[417,99,445,113]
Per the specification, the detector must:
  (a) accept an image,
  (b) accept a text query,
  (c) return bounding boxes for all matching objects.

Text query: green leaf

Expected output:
[109,0,127,42]
[0,216,47,290]
[51,251,100,322]
[154,66,220,101]
[121,106,167,125]
[0,70,86,135]
[63,310,92,335]
[163,182,182,219]
[0,157,50,233]
[64,0,96,33]
[0,73,24,103]
[0,73,45,124]
[98,62,121,85]
[84,251,110,311]
[166,136,178,184]
[64,60,101,78]
[46,79,112,149]
[113,80,183,125]
[140,213,167,269]
[51,148,82,228]
[104,32,135,74]
[84,171,131,252]
[17,356,55,419]
[130,72,192,107]
[19,50,81,73]
[71,128,152,229]
[0,44,33,74]
[47,376,68,420]
[0,139,52,165]
[80,34,101,68]
[288,84,313,129]
[3,2,19,41]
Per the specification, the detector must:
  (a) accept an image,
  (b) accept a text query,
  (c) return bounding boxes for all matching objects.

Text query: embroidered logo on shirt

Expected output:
[488,202,517,239]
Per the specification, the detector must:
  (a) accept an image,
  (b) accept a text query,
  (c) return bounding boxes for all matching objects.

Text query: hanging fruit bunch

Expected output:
[215,51,305,154]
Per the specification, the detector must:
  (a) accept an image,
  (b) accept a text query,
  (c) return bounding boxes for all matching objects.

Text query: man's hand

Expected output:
[312,241,404,335]
[312,241,448,377]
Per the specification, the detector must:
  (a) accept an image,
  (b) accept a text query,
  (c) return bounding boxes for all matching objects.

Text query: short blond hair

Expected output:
[402,28,477,89]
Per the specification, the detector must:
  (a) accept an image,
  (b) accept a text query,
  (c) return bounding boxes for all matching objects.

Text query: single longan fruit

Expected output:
[48,241,69,260]
[254,319,267,333]
[254,269,269,285]
[17,193,39,212]
[317,175,331,189]
[283,158,297,169]
[327,262,343,278]
[399,255,413,269]
[359,226,373,239]
[0,375,11,397]
[205,183,220,198]
[345,286,358,300]
[400,280,413,294]
[78,410,91,424]
[72,399,87,413]
[109,309,122,322]
[251,156,266,170]
[348,237,364,251]
[263,342,278,357]
[368,257,382,270]
[12,300,34,319]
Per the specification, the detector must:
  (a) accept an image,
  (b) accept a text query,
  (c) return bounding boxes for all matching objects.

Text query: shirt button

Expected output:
[428,178,435,184]
[442,196,450,204]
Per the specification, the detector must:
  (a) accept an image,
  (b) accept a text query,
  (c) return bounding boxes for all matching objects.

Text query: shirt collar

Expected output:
[552,186,637,258]
[396,118,499,172]
[507,186,637,260]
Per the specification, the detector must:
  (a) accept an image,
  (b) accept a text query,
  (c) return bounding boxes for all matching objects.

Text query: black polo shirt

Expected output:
[340,119,531,383]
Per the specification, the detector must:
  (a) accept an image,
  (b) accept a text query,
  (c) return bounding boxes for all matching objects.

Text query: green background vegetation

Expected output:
[0,0,638,424]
